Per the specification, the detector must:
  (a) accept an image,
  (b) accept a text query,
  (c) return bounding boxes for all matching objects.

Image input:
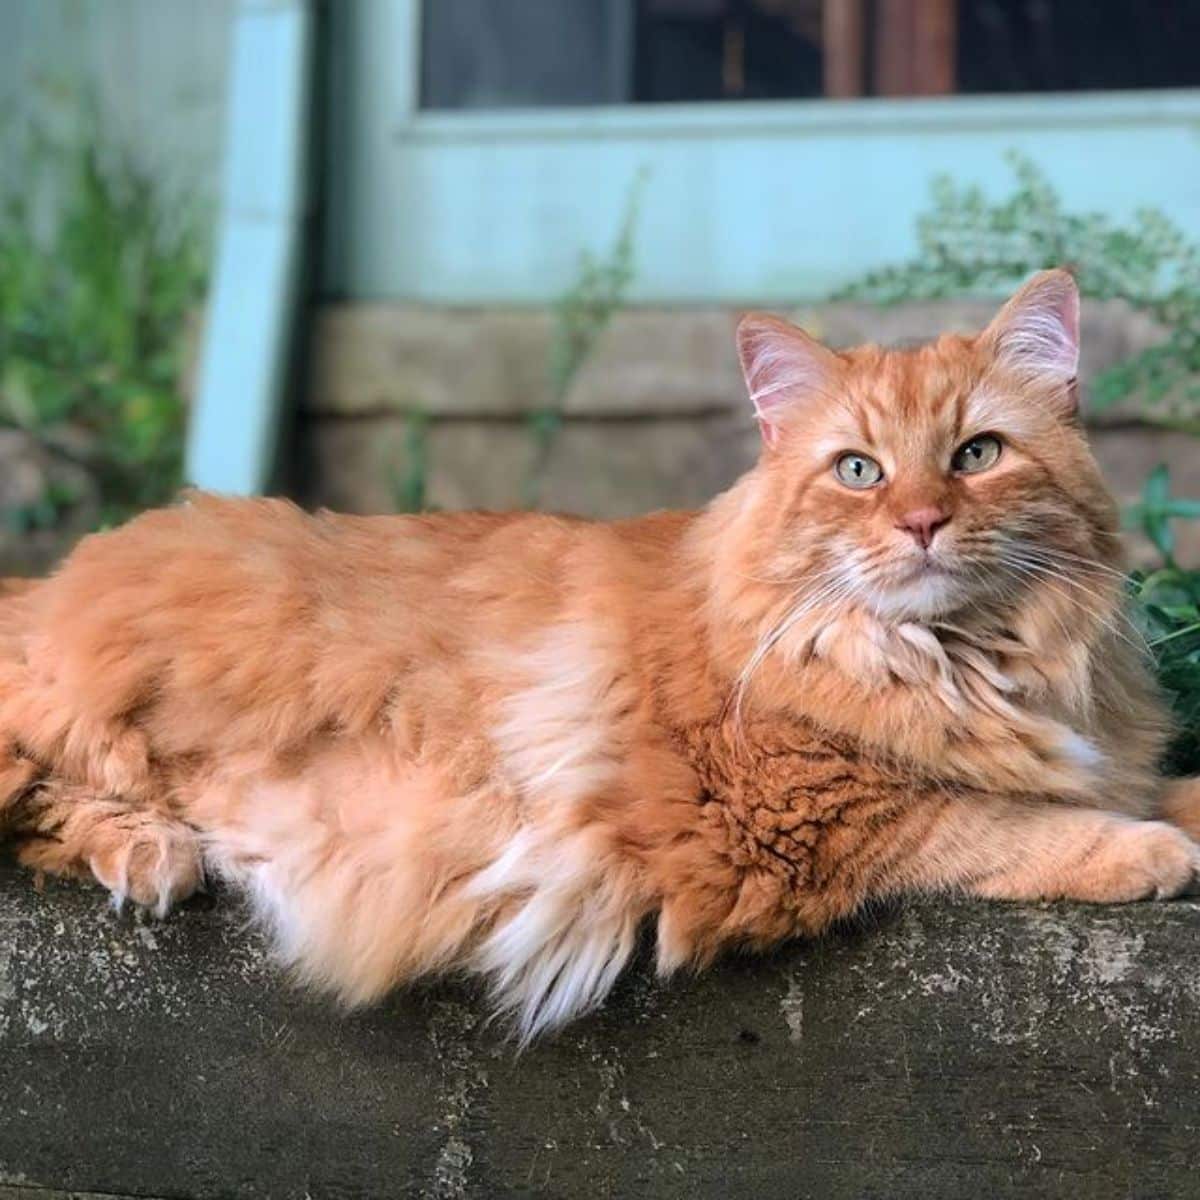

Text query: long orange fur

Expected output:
[3,269,1200,1041]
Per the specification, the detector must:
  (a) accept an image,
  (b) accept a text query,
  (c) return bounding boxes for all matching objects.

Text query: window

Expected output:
[420,0,1200,111]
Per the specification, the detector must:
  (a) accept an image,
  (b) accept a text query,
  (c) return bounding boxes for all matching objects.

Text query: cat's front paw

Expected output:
[1071,820,1200,903]
[90,821,204,917]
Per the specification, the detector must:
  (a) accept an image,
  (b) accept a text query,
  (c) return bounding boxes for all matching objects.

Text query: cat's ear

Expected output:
[736,313,840,449]
[983,269,1080,412]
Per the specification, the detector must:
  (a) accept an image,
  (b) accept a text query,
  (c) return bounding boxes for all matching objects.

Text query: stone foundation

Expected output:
[297,300,1200,564]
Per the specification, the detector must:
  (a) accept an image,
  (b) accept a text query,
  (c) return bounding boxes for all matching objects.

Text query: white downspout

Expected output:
[186,0,314,495]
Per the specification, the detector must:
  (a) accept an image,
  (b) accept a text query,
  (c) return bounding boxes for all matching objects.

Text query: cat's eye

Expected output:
[952,434,1002,475]
[834,453,884,489]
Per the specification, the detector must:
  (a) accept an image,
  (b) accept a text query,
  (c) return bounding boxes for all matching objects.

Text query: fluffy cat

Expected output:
[2,269,1199,1042]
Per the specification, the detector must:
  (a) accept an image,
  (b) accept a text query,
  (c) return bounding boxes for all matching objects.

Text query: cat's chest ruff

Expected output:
[742,610,1107,800]
[803,610,1090,731]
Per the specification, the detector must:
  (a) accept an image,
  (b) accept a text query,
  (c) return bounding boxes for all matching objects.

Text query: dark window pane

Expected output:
[421,0,634,110]
[419,0,823,109]
[634,0,823,102]
[419,0,1200,110]
[958,0,1200,94]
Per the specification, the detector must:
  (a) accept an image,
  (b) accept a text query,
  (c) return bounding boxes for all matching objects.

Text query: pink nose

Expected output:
[896,507,950,550]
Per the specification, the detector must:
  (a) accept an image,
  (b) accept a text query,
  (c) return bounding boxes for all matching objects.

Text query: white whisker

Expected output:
[999,554,1148,657]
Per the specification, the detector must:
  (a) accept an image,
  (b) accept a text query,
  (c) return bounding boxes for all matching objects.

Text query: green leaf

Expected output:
[1144,463,1171,508]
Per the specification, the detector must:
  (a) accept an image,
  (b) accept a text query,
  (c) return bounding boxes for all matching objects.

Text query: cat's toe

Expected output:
[89,820,204,917]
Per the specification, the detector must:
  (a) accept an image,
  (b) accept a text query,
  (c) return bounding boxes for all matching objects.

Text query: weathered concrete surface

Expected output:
[4,863,1200,1199]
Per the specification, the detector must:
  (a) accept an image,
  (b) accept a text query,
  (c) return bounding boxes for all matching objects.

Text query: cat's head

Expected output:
[733,270,1119,622]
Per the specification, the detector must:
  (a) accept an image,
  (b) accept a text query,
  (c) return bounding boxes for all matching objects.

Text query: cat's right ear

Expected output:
[982,269,1080,415]
[736,314,839,449]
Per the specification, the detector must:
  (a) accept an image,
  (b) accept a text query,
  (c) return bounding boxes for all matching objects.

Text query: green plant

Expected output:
[838,152,1200,429]
[1131,563,1200,775]
[1,479,78,536]
[386,409,432,514]
[523,169,647,508]
[1124,467,1200,774]
[380,173,646,514]
[1126,465,1200,568]
[0,117,207,527]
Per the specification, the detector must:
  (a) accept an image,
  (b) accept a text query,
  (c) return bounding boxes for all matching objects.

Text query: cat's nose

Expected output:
[896,507,950,550]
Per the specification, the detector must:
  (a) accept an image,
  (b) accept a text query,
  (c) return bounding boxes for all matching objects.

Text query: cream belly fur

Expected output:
[189,623,646,1041]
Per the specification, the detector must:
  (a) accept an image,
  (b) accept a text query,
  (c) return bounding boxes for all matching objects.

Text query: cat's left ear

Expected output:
[736,313,840,449]
[983,269,1080,414]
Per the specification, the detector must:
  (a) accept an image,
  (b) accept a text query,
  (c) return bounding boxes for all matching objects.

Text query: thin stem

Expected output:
[1149,622,1200,648]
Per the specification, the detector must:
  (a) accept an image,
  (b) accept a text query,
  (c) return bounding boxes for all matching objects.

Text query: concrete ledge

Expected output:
[4,864,1200,1199]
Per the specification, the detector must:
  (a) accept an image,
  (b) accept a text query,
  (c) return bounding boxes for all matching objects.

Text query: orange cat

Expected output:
[3,269,1199,1042]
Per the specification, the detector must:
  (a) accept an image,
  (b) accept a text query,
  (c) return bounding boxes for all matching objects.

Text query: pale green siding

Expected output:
[0,0,234,204]
[325,1,1200,303]
[5,0,1200,311]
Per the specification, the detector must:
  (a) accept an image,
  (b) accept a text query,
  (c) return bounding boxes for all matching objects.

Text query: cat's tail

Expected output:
[0,578,46,834]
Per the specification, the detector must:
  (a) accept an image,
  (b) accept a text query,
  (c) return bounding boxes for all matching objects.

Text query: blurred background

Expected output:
[1,0,1199,576]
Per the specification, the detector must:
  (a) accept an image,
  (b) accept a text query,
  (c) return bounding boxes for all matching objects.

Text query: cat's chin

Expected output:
[868,567,968,623]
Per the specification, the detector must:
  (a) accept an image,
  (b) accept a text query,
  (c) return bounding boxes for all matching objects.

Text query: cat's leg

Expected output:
[13,779,203,916]
[1158,777,1200,842]
[887,796,1200,904]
